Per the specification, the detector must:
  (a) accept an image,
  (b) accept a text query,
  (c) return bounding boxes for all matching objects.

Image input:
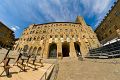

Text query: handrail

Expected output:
[52,61,59,80]
[40,59,59,80]
[40,63,55,80]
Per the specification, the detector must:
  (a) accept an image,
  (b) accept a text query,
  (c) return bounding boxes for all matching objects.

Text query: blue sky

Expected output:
[0,0,116,38]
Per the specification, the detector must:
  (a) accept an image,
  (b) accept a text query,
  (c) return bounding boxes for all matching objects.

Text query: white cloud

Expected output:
[93,0,110,14]
[37,0,83,22]
[10,26,20,31]
[80,0,113,17]
[36,0,114,23]
[15,26,20,29]
[11,27,17,31]
[79,0,115,29]
[0,0,115,30]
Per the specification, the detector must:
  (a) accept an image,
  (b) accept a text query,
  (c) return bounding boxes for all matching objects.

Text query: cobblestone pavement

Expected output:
[57,57,120,80]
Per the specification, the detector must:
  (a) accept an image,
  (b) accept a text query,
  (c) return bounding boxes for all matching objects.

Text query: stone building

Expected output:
[14,16,100,58]
[95,0,120,44]
[0,22,15,48]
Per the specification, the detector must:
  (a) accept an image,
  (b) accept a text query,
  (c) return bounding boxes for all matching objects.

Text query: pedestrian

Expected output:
[78,52,83,61]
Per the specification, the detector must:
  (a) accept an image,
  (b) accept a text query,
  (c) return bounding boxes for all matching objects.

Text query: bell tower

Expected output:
[75,16,86,26]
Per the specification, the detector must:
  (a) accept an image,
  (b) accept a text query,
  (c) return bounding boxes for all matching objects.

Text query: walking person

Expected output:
[78,52,83,61]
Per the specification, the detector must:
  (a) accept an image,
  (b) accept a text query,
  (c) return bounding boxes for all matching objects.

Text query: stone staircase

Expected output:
[87,41,120,59]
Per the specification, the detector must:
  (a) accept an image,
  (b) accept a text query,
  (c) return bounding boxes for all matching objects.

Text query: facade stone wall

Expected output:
[0,22,15,48]
[95,0,120,44]
[14,16,100,58]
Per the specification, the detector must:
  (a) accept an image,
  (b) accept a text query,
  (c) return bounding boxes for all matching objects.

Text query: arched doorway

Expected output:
[23,45,29,52]
[74,42,81,56]
[62,42,69,57]
[37,47,42,56]
[18,48,20,52]
[20,48,22,52]
[48,43,57,58]
[15,44,19,50]
[28,46,33,54]
[32,47,37,54]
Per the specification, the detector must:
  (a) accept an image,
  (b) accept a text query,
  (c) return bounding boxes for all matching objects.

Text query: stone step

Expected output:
[10,65,22,80]
[15,66,44,80]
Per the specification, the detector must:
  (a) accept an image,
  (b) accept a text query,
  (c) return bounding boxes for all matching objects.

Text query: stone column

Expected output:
[69,41,77,58]
[40,46,44,57]
[57,41,62,58]
[80,41,89,57]
[43,40,49,59]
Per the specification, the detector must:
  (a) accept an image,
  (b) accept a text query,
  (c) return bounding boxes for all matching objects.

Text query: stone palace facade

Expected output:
[13,16,100,58]
[95,0,120,44]
[0,22,15,49]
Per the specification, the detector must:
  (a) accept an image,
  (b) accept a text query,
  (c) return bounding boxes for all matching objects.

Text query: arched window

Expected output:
[37,37,40,40]
[66,34,69,38]
[34,37,36,40]
[72,35,74,38]
[76,35,78,38]
[50,35,52,38]
[29,37,32,41]
[32,30,35,33]
[27,38,29,41]
[55,35,58,38]
[83,35,85,38]
[60,35,63,38]
[43,30,46,33]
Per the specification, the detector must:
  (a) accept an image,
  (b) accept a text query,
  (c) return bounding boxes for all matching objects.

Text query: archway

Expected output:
[23,45,29,52]
[37,47,42,56]
[15,44,19,50]
[20,48,22,52]
[48,43,57,58]
[28,46,33,54]
[18,48,20,52]
[62,42,69,57]
[32,47,37,54]
[74,42,81,56]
